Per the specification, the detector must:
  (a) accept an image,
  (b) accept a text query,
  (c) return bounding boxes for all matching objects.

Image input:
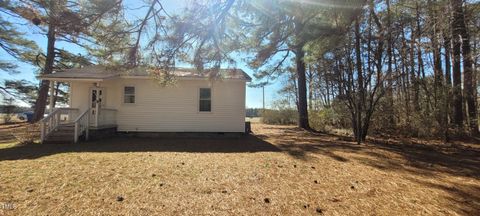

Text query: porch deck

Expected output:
[40,108,117,143]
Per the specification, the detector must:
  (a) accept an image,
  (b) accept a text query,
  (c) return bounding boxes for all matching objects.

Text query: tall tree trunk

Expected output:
[416,3,430,114]
[444,36,453,86]
[295,45,310,130]
[411,20,420,111]
[386,0,395,128]
[458,2,478,134]
[444,34,453,87]
[415,2,425,113]
[402,25,412,125]
[429,0,444,109]
[450,0,464,127]
[474,37,478,121]
[354,19,365,143]
[430,1,447,139]
[325,70,331,107]
[337,59,345,96]
[444,32,453,141]
[33,22,56,122]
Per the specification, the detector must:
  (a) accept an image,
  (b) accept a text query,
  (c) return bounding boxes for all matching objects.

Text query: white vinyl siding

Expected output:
[69,78,246,133]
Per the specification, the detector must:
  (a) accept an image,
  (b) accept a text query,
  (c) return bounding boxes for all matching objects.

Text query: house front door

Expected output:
[89,87,105,127]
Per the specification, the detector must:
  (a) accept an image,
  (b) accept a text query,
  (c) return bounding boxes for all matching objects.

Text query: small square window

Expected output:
[199,88,211,112]
[124,86,135,104]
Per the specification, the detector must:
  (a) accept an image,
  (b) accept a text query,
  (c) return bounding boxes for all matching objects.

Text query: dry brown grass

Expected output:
[0,123,479,215]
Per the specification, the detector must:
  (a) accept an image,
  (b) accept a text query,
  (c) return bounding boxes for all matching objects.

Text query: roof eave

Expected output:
[37,75,118,82]
[120,75,250,81]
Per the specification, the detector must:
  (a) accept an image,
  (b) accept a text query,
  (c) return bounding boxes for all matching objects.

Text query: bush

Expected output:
[261,99,297,125]
[11,124,40,144]
[310,108,340,132]
[261,109,297,125]
[310,98,352,132]
[1,100,16,124]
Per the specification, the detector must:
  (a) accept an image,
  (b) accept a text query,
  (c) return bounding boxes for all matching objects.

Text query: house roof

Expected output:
[38,66,252,82]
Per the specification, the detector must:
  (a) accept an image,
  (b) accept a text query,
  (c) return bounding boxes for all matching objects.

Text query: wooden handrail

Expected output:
[40,108,79,122]
[40,107,114,143]
[74,108,90,143]
[40,108,80,143]
[74,108,90,122]
[40,109,60,123]
[56,108,79,110]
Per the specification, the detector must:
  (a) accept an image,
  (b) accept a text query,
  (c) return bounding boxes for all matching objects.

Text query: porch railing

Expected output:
[74,108,90,143]
[40,107,117,143]
[40,108,79,143]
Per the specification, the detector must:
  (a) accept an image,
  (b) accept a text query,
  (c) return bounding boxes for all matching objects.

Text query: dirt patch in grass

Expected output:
[0,124,478,215]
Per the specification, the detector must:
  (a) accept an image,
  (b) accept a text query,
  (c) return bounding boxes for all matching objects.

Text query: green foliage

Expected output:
[246,108,262,117]
[241,0,362,86]
[3,79,38,106]
[261,109,297,125]
[158,0,238,71]
[10,0,126,67]
[0,1,39,73]
[310,108,338,132]
[261,99,297,125]
[368,77,448,138]
[310,98,351,132]
[367,97,395,135]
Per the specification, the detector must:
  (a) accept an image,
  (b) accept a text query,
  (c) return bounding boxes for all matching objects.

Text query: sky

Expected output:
[0,0,285,108]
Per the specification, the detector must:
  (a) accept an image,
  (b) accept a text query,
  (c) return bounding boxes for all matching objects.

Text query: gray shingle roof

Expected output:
[39,65,252,81]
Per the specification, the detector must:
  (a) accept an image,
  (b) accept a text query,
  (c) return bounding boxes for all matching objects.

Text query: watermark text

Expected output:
[1,202,14,210]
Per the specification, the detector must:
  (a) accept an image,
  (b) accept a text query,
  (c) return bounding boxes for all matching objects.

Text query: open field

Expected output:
[0,123,479,215]
[245,116,262,123]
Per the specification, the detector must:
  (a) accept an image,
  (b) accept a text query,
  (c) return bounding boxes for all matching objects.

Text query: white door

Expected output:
[89,88,105,127]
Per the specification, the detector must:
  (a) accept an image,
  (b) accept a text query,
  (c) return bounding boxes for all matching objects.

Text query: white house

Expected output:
[38,66,251,143]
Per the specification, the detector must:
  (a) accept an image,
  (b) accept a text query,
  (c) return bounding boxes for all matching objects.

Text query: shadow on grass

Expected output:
[266,127,480,179]
[1,126,479,180]
[277,142,357,162]
[362,139,480,178]
[1,125,479,214]
[265,126,480,215]
[407,177,480,215]
[0,134,280,161]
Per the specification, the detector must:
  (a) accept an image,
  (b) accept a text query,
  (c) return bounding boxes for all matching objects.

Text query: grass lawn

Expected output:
[0,124,479,215]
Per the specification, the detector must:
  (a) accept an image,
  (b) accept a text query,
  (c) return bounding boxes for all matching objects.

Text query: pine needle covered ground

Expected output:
[0,123,479,215]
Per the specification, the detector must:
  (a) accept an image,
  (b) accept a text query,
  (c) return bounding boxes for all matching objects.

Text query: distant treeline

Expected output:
[246,108,263,117]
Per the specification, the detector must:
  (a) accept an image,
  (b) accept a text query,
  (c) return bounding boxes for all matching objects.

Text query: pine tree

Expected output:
[0,0,38,95]
[10,0,123,121]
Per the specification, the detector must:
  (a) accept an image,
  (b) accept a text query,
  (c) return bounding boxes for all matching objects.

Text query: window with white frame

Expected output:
[199,88,211,112]
[124,86,135,104]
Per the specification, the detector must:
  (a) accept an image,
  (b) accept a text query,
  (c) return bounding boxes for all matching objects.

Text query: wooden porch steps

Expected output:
[40,107,117,144]
[44,123,77,144]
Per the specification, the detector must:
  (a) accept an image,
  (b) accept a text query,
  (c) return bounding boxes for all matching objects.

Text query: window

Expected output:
[199,88,211,112]
[91,89,104,108]
[124,86,135,104]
